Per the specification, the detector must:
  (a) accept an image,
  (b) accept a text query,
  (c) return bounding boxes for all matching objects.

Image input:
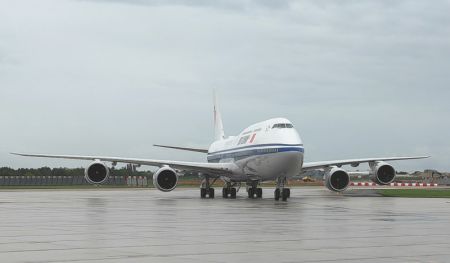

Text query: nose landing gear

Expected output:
[275,177,290,201]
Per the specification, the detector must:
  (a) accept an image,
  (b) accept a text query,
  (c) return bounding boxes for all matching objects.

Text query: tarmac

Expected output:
[1,187,450,263]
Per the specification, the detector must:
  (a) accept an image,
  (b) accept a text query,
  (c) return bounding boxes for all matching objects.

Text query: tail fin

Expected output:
[213,90,225,141]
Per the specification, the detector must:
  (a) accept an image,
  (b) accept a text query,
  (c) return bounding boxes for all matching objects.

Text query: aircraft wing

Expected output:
[153,144,209,153]
[11,153,235,176]
[302,156,429,170]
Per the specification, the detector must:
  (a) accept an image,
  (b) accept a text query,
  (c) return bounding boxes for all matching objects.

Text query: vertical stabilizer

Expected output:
[213,91,225,141]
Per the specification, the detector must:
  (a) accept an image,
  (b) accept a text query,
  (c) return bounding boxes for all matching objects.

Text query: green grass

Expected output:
[379,189,450,198]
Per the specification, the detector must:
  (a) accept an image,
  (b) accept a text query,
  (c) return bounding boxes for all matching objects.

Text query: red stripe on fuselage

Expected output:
[249,134,256,143]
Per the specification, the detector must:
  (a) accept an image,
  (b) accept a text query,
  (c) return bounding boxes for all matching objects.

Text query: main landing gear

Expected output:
[247,181,263,199]
[222,182,237,199]
[200,177,217,199]
[274,177,290,201]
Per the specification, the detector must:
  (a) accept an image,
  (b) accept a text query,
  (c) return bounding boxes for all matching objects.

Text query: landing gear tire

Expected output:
[201,188,214,199]
[230,188,237,199]
[201,188,207,198]
[275,177,290,201]
[256,188,263,198]
[274,188,280,201]
[222,188,229,198]
[282,188,289,201]
[200,177,216,199]
[248,187,254,198]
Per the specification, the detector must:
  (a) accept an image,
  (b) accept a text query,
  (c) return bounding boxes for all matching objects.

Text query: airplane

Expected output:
[12,93,429,201]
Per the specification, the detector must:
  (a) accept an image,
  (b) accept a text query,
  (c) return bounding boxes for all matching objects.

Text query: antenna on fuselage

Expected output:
[213,90,225,141]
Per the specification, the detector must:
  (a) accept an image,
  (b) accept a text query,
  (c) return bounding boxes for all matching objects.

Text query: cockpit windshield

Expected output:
[272,123,293,129]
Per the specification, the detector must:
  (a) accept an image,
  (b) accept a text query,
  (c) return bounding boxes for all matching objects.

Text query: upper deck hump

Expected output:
[208,118,298,154]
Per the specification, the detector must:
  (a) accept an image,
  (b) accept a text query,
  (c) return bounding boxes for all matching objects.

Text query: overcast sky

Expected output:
[1,0,449,171]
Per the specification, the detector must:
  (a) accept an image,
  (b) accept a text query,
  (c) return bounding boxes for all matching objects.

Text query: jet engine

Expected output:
[324,167,350,192]
[370,161,396,185]
[153,167,178,192]
[85,161,110,184]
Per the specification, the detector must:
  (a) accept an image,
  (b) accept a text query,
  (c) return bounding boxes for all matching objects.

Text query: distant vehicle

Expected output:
[12,93,428,201]
[302,176,316,183]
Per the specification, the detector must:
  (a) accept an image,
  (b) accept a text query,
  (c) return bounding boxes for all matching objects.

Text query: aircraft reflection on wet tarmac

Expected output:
[0,188,449,263]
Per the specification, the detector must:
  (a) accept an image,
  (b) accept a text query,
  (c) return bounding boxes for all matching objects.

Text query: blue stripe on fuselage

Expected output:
[207,145,304,162]
[208,143,304,155]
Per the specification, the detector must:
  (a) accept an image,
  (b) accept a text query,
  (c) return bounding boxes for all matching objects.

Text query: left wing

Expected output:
[303,156,429,170]
[11,153,236,176]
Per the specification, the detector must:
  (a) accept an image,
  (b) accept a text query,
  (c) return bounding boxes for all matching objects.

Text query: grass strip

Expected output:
[379,189,450,198]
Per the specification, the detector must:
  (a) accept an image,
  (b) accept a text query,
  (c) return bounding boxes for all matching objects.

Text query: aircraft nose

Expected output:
[287,129,303,145]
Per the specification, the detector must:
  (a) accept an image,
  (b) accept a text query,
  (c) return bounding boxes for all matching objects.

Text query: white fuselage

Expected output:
[207,118,304,182]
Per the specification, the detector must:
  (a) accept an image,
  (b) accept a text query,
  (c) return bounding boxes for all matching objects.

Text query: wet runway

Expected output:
[1,188,450,263]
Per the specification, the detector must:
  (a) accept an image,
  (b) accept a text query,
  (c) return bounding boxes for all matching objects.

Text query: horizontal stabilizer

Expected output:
[153,144,209,153]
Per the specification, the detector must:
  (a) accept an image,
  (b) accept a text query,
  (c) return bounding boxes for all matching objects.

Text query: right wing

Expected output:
[11,152,236,176]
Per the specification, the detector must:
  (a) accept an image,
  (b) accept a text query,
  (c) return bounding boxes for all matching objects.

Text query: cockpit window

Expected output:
[272,124,284,128]
[272,123,293,129]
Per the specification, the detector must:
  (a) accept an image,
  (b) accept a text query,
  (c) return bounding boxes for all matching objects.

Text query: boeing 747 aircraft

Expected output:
[12,94,428,201]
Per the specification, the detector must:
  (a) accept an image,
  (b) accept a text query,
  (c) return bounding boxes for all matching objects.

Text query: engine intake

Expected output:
[153,167,178,192]
[85,161,110,184]
[370,162,396,185]
[324,167,350,192]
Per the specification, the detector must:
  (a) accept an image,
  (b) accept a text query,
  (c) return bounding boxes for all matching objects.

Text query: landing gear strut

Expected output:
[275,177,290,201]
[222,182,237,199]
[200,177,216,199]
[247,181,263,199]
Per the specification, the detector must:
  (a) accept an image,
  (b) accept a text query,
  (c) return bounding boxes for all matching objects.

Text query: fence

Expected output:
[0,175,150,187]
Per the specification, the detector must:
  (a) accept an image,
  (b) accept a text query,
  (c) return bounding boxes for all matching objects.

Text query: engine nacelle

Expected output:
[324,167,350,192]
[153,167,178,192]
[370,161,396,185]
[85,161,110,184]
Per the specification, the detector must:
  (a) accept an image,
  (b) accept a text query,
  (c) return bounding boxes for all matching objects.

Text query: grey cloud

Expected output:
[79,0,292,10]
[0,0,449,171]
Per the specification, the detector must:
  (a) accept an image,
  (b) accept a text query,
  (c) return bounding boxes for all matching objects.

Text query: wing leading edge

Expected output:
[10,153,236,176]
[302,156,429,170]
[153,144,209,153]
